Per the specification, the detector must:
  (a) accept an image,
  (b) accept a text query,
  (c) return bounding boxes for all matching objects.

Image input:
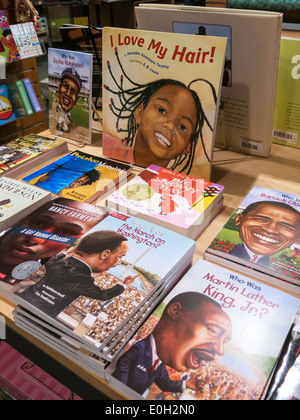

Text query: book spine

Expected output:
[15,80,34,115]
[22,78,42,113]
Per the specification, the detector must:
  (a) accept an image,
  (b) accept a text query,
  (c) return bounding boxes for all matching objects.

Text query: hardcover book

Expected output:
[0,197,109,302]
[204,186,300,294]
[106,164,224,239]
[13,211,196,360]
[23,150,132,203]
[102,27,227,180]
[272,37,300,149]
[0,134,68,179]
[135,4,283,157]
[0,10,21,63]
[106,259,300,400]
[48,48,93,144]
[0,177,51,232]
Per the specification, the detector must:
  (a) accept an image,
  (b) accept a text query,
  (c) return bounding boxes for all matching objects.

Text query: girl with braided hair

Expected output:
[103,44,219,177]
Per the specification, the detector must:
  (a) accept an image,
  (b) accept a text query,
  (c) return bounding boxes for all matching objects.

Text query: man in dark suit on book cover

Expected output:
[230,201,300,267]
[112,292,232,396]
[18,230,135,318]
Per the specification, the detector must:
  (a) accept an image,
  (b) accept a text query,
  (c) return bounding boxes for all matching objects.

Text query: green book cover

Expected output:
[15,80,34,115]
[272,38,300,149]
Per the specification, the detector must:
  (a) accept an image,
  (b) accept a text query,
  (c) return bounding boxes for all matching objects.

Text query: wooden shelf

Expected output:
[0,57,47,143]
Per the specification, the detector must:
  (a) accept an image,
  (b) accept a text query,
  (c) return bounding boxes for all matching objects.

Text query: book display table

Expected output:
[0,128,299,400]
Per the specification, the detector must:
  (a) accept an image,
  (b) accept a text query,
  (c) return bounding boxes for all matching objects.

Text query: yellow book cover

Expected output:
[102,27,227,180]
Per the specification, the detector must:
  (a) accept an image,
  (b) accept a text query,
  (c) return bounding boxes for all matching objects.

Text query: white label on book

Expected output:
[240,138,263,153]
[273,129,298,144]
[0,56,5,80]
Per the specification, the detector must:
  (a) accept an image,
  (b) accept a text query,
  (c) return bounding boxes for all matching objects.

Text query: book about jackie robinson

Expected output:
[102,27,227,180]
[48,48,93,144]
[205,186,300,294]
[106,259,300,400]
[106,164,224,239]
[0,197,109,302]
[13,211,196,358]
[23,149,131,202]
[135,4,283,157]
[272,37,300,149]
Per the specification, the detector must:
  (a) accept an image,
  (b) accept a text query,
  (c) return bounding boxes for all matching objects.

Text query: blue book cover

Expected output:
[22,78,42,113]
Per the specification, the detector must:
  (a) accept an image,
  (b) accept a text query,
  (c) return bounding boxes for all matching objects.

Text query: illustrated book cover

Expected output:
[0,197,109,302]
[0,177,51,233]
[106,259,300,400]
[48,48,93,145]
[0,134,68,179]
[23,149,131,202]
[106,164,224,239]
[135,4,283,157]
[204,186,300,294]
[102,27,227,180]
[0,10,21,63]
[272,37,300,149]
[0,84,17,125]
[12,210,196,359]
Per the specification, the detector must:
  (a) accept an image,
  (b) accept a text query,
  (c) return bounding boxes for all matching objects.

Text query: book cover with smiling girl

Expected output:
[102,27,227,180]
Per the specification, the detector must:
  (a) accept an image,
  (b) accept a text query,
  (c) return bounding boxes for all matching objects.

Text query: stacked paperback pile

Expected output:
[9,208,196,376]
[107,165,224,240]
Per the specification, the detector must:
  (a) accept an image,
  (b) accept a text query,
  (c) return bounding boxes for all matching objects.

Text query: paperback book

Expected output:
[0,134,68,179]
[48,48,93,144]
[106,164,224,239]
[0,197,109,302]
[136,4,283,157]
[204,186,300,294]
[0,84,17,125]
[12,211,196,360]
[0,177,51,232]
[23,149,132,202]
[102,27,227,180]
[272,37,300,149]
[106,259,300,400]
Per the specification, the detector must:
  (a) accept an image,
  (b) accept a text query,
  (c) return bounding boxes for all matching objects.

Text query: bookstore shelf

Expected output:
[0,129,299,400]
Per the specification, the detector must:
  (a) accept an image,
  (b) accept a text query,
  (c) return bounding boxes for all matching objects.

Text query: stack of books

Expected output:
[10,209,196,373]
[106,164,224,239]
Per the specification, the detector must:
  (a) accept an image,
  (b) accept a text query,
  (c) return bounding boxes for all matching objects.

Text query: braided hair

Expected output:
[104,48,217,175]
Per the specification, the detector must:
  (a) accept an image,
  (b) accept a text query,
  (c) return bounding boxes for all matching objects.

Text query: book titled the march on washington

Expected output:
[102,27,227,180]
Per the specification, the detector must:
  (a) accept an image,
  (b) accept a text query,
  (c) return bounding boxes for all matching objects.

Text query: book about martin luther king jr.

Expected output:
[106,259,300,400]
[102,27,227,180]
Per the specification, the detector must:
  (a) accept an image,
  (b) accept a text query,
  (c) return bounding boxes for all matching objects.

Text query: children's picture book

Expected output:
[48,48,93,144]
[106,259,300,400]
[205,186,300,294]
[102,27,227,180]
[0,84,17,125]
[0,197,109,302]
[106,164,224,239]
[135,4,283,157]
[0,10,21,63]
[0,177,51,232]
[13,211,196,359]
[272,37,300,149]
[23,149,132,203]
[59,24,102,107]
[0,134,68,179]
